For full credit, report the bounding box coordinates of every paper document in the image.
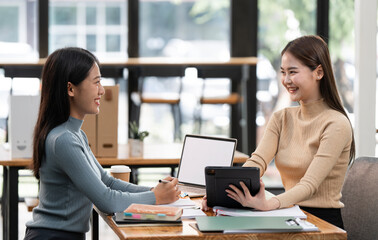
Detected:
[182,209,206,219]
[160,198,197,208]
[213,205,307,219]
[264,190,275,200]
[159,197,205,218]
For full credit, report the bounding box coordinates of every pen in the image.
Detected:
[159,179,171,184]
[159,179,184,185]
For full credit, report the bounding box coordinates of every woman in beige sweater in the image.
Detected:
[204,35,355,229]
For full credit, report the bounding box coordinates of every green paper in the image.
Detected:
[195,216,304,232]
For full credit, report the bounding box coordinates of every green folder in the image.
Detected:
[195,216,318,233]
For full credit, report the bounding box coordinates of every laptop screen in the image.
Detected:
[177,135,237,186]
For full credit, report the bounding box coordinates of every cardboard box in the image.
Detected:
[81,85,119,157]
[97,85,119,157]
[9,95,40,159]
[82,114,97,155]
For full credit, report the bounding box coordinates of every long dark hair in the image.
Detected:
[281,35,355,163]
[32,47,99,179]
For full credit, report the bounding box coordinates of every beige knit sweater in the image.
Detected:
[243,99,352,209]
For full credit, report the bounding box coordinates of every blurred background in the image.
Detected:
[0,0,377,238]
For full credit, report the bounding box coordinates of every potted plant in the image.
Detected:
[128,121,149,157]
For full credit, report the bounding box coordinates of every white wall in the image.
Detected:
[354,0,377,157]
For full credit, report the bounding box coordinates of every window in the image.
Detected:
[0,6,18,41]
[140,0,230,59]
[0,0,38,61]
[106,6,121,25]
[106,34,121,52]
[329,0,354,119]
[50,6,77,25]
[139,0,231,142]
[49,0,127,62]
[258,0,316,128]
[86,6,96,25]
[258,0,317,187]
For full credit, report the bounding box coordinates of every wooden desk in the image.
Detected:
[0,143,249,240]
[0,143,248,167]
[94,198,347,240]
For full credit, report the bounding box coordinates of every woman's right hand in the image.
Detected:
[225,179,279,211]
[152,176,180,204]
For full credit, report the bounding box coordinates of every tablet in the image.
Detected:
[205,166,260,208]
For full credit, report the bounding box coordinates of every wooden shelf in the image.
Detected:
[200,93,241,105]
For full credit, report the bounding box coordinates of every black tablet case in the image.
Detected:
[205,166,260,208]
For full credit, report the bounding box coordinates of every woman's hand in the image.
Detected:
[201,195,210,211]
[152,176,181,205]
[225,179,279,211]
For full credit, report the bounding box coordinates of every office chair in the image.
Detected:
[341,156,378,240]
[138,76,183,141]
[130,66,184,142]
[194,66,241,135]
[129,67,184,180]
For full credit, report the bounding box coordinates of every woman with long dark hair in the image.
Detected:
[25,47,180,239]
[203,35,354,229]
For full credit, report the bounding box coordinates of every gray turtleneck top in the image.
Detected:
[26,116,156,233]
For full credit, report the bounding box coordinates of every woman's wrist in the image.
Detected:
[266,197,280,210]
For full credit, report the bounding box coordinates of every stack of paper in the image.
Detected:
[160,198,197,208]
[181,208,206,219]
[213,205,307,219]
[161,198,206,219]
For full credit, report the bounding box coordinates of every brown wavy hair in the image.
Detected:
[32,47,99,179]
[281,35,355,163]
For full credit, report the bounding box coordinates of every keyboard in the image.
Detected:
[179,185,206,197]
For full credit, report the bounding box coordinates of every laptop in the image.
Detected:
[176,134,237,197]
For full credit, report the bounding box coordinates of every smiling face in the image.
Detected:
[280,52,323,103]
[68,63,105,120]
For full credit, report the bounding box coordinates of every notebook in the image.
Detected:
[176,134,237,197]
[113,212,182,226]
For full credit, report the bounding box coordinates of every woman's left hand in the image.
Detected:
[225,179,279,211]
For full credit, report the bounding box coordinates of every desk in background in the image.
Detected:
[93,197,347,240]
[0,57,258,154]
[0,143,249,240]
